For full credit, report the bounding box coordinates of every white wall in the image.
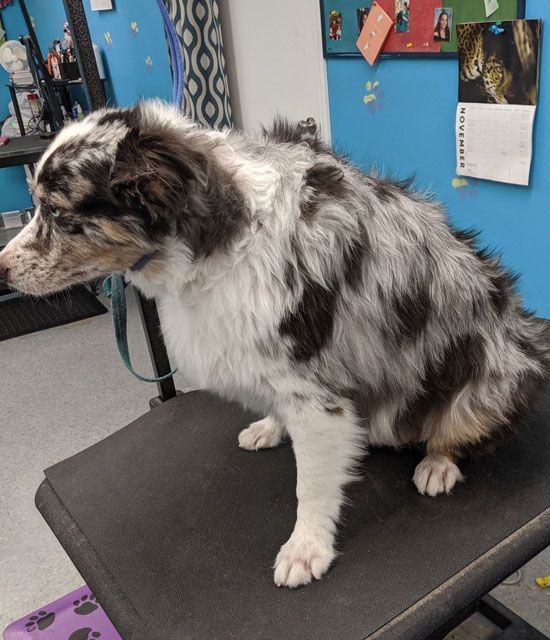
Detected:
[220,0,331,140]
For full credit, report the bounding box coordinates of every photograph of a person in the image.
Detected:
[357,6,372,35]
[395,0,410,33]
[457,20,541,105]
[434,8,452,42]
[328,10,342,41]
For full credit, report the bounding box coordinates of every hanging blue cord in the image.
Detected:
[103,0,185,383]
[156,0,185,106]
[103,274,178,383]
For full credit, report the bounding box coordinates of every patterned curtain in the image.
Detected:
[163,0,232,129]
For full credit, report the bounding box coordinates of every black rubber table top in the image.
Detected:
[37,384,550,640]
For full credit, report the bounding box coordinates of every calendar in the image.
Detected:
[456,103,536,186]
[455,20,541,186]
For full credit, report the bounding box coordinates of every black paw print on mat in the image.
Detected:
[68,629,101,640]
[25,611,55,632]
[73,594,99,615]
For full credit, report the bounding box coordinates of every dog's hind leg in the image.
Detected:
[273,396,365,587]
[411,385,496,497]
[413,451,464,497]
[238,415,287,451]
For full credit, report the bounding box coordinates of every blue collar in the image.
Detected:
[130,253,153,272]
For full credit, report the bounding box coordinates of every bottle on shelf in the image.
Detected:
[71,101,84,121]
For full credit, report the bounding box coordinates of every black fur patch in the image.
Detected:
[343,224,370,291]
[190,162,249,257]
[36,161,63,196]
[96,107,139,129]
[392,276,431,342]
[452,227,480,247]
[284,261,298,293]
[325,405,344,416]
[58,218,85,235]
[279,276,338,362]
[477,323,549,453]
[373,176,415,203]
[452,227,521,317]
[399,333,486,438]
[263,116,325,152]
[488,270,518,315]
[301,163,347,221]
[38,145,108,212]
[109,123,249,256]
[25,219,53,254]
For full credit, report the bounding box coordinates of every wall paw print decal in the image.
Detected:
[130,20,139,36]
[145,56,153,71]
[363,80,384,114]
[104,32,112,48]
[452,176,478,199]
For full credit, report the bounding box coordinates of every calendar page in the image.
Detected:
[456,103,535,186]
[455,19,541,186]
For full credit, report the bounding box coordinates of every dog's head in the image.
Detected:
[0,101,244,295]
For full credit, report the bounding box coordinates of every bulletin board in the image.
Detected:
[321,0,526,57]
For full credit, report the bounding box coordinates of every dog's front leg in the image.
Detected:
[273,397,364,588]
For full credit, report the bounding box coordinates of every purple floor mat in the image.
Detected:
[3,585,122,640]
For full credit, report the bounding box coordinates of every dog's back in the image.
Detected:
[258,117,549,454]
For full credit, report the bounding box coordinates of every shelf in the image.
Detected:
[0,134,52,168]
[8,78,84,90]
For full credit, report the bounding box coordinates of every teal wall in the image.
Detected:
[0,2,31,210]
[327,0,549,317]
[0,0,173,211]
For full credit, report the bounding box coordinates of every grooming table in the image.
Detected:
[36,379,550,640]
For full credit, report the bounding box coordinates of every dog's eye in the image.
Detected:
[51,209,61,218]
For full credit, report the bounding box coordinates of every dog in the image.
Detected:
[1,100,548,588]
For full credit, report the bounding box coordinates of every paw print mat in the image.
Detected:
[3,585,121,640]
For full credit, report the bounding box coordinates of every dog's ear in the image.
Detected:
[110,125,207,221]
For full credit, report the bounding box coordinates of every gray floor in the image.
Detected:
[0,290,549,636]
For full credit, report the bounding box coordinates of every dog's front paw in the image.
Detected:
[413,453,464,497]
[238,417,285,451]
[273,530,335,588]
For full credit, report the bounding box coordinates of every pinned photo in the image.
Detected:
[395,0,410,33]
[328,10,342,41]
[434,8,452,42]
[357,6,372,35]
[457,20,541,105]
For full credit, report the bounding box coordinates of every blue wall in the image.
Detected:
[327,0,549,317]
[83,1,172,107]
[0,2,31,210]
[0,0,172,211]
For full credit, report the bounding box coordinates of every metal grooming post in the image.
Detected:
[17,0,65,131]
[135,292,178,407]
[63,0,178,404]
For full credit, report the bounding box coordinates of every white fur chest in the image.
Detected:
[156,288,279,410]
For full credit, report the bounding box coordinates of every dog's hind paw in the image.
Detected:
[413,453,464,497]
[273,530,335,588]
[238,416,285,451]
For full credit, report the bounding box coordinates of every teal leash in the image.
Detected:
[103,273,178,383]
